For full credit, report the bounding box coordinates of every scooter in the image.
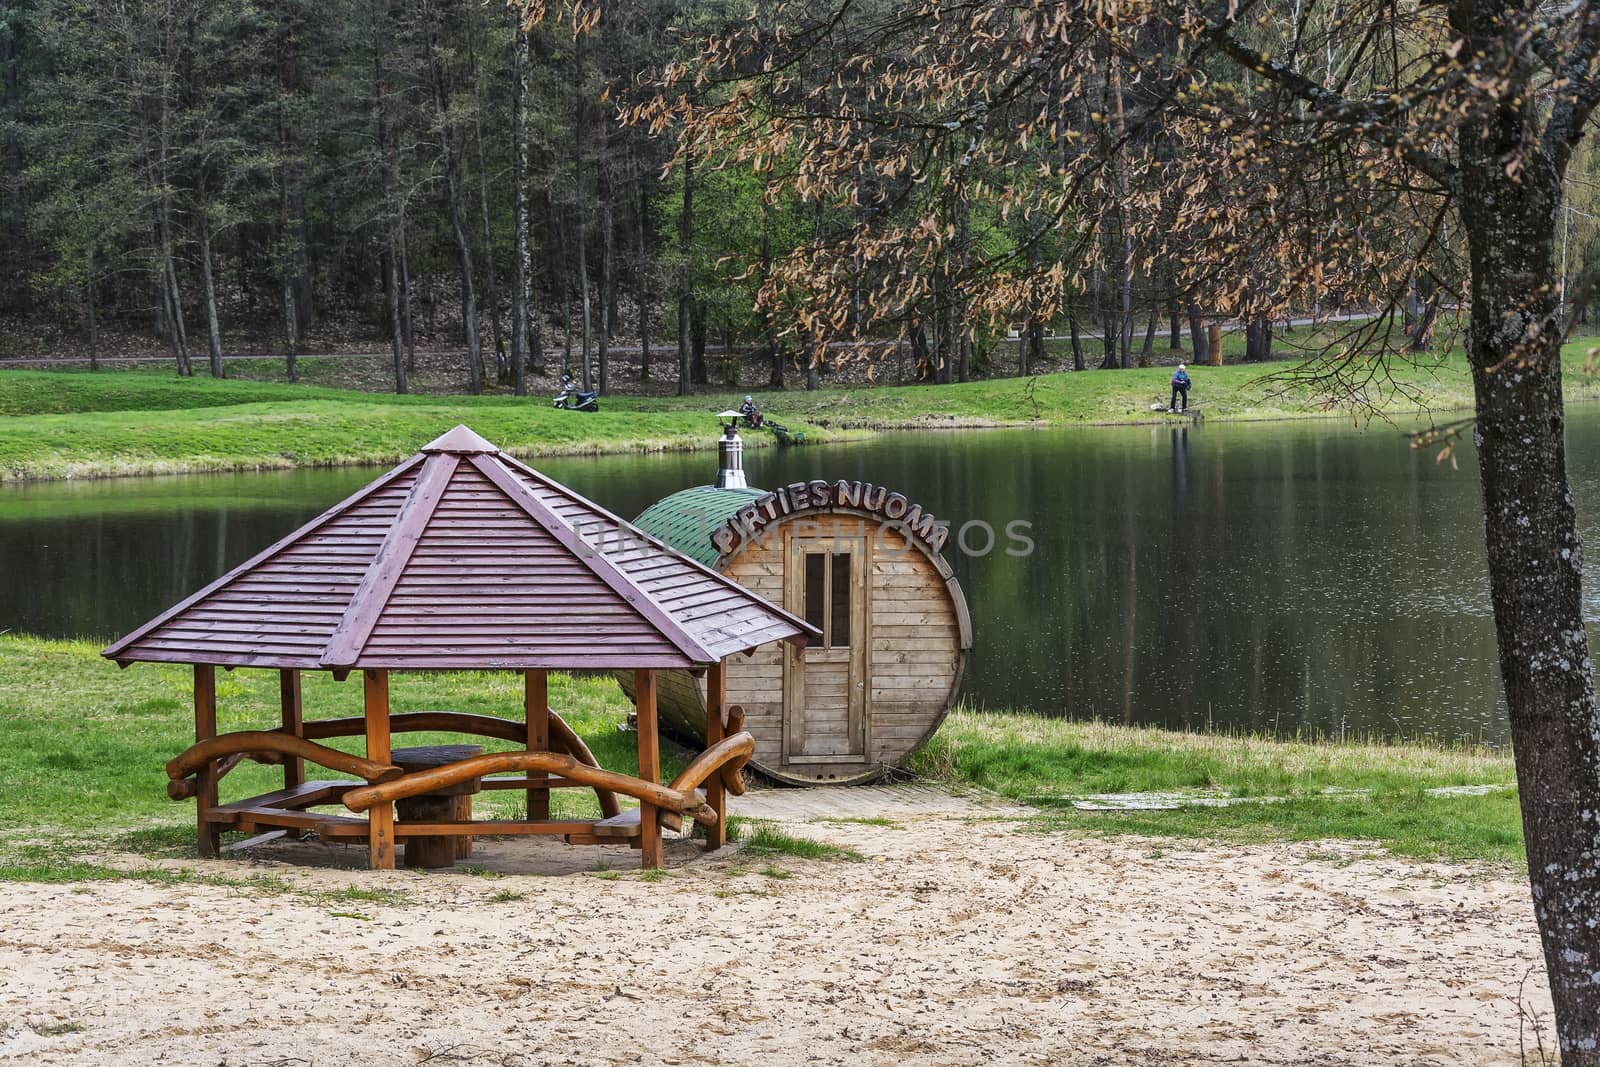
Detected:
[552,373,599,412]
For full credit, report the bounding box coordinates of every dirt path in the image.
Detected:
[0,788,1553,1066]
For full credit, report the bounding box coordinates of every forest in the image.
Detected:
[8,0,1597,397]
[0,0,951,396]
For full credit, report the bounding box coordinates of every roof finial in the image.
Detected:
[421,425,500,455]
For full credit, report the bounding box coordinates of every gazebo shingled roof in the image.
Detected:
[103,425,816,672]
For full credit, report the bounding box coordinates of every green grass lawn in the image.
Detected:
[0,382,834,482]
[593,330,1600,428]
[912,710,1524,864]
[0,637,1524,880]
[6,334,1600,481]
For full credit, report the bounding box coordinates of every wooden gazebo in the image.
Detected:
[103,425,817,870]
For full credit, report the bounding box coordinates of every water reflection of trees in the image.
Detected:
[1,425,1528,742]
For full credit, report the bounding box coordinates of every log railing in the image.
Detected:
[300,708,619,817]
[167,708,622,818]
[341,731,757,833]
[668,732,754,799]
[303,710,523,744]
[167,749,285,800]
[166,732,402,789]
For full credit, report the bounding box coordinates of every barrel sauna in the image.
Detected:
[621,426,972,785]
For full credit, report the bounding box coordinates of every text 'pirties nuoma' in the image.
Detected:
[712,480,947,555]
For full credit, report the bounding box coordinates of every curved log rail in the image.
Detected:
[167,749,285,800]
[300,708,619,819]
[545,711,620,818]
[342,732,757,832]
[668,732,755,800]
[303,711,523,744]
[167,732,402,788]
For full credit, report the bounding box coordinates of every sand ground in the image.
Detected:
[0,788,1556,1066]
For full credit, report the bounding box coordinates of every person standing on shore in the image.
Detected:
[1170,364,1191,413]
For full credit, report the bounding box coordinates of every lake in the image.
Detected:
[8,410,1600,744]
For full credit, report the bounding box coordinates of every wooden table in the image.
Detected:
[391,744,483,869]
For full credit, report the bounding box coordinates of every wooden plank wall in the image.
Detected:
[723,532,787,759]
[724,515,962,775]
[866,527,961,766]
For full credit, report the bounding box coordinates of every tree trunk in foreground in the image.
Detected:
[1461,122,1600,1063]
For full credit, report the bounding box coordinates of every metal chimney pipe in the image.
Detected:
[716,423,747,489]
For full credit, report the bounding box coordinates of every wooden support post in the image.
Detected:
[194,664,221,858]
[634,669,663,870]
[364,669,395,870]
[704,659,727,851]
[525,669,550,821]
[279,669,304,791]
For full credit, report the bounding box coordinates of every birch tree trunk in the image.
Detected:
[637,175,651,381]
[277,6,312,336]
[198,209,224,378]
[676,148,693,396]
[598,129,614,396]
[155,82,190,378]
[85,247,98,372]
[2,13,23,304]
[398,209,416,374]
[574,35,592,391]
[280,272,298,383]
[469,9,503,384]
[371,0,406,394]
[424,0,482,394]
[510,22,532,397]
[1111,54,1132,370]
[762,190,781,388]
[474,121,503,384]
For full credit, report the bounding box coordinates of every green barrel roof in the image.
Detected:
[636,485,766,567]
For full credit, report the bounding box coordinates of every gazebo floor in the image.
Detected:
[219,826,699,875]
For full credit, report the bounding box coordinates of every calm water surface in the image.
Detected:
[10,411,1600,743]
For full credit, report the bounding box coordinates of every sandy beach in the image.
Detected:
[0,791,1553,1066]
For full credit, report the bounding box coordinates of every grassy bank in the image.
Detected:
[912,709,1523,864]
[0,374,864,482]
[5,338,1600,481]
[0,637,1522,880]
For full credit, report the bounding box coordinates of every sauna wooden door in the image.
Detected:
[783,524,869,763]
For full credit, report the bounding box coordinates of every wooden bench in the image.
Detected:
[565,789,707,845]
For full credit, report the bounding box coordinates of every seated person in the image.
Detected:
[739,394,764,428]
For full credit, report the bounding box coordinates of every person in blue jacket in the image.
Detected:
[1170,364,1191,412]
